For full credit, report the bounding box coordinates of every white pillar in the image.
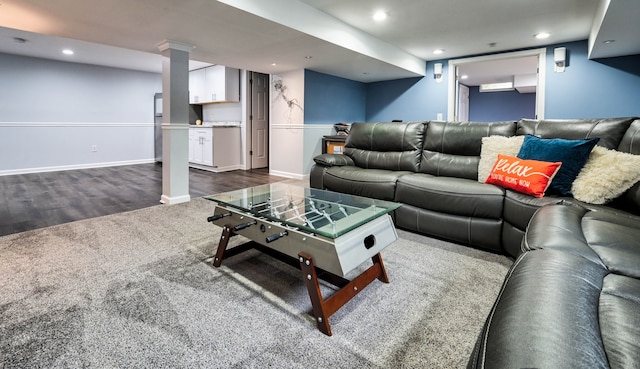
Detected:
[157,40,194,205]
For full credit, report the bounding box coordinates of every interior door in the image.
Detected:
[250,72,269,169]
[458,84,470,122]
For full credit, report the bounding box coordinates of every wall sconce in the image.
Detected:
[434,63,443,82]
[554,47,566,73]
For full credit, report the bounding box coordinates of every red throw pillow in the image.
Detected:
[485,154,562,197]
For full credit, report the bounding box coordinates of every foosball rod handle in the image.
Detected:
[207,212,231,222]
[266,230,288,243]
[233,220,257,231]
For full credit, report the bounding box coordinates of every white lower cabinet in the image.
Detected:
[189,128,213,166]
[188,126,241,171]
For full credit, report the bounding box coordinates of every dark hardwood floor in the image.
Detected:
[0,163,289,236]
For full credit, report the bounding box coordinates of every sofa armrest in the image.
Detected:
[313,154,355,167]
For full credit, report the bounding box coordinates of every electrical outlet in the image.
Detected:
[436,113,444,121]
[91,145,98,152]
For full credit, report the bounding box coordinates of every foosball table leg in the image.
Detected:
[298,251,390,336]
[213,224,234,267]
[299,252,333,336]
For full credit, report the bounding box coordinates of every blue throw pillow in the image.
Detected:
[516,134,600,196]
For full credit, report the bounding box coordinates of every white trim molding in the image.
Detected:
[160,194,191,205]
[447,48,547,121]
[0,159,155,177]
[0,122,154,127]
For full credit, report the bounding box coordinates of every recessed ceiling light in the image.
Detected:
[304,56,312,59]
[603,40,615,44]
[433,49,444,55]
[535,32,550,39]
[62,49,74,55]
[271,63,277,66]
[373,10,387,21]
[460,75,468,80]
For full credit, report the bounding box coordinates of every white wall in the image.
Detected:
[202,102,242,122]
[0,53,161,175]
[269,70,306,178]
[268,69,335,179]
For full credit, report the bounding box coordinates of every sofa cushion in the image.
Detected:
[468,249,610,369]
[396,173,505,219]
[502,190,564,231]
[313,153,355,167]
[523,204,640,264]
[517,117,635,149]
[618,119,640,154]
[517,135,599,196]
[344,121,426,172]
[323,166,410,201]
[485,154,561,198]
[616,119,640,213]
[395,204,503,252]
[419,121,516,180]
[472,204,640,368]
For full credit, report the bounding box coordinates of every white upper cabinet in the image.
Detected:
[188,68,207,104]
[189,65,240,104]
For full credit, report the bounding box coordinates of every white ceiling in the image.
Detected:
[0,0,637,83]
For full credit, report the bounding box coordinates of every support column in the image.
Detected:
[157,40,194,205]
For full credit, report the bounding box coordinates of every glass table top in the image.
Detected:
[204,183,399,239]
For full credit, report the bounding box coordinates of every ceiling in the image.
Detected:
[0,0,638,84]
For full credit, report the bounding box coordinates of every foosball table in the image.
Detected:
[204,183,400,335]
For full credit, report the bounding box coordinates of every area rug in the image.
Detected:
[0,198,512,368]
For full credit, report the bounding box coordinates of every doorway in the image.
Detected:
[447,48,546,121]
[249,71,269,169]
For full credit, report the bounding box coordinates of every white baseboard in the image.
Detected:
[160,194,191,205]
[268,169,309,180]
[188,163,243,173]
[0,159,156,177]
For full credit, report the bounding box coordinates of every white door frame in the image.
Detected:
[447,48,547,121]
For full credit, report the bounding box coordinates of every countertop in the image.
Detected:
[191,121,241,128]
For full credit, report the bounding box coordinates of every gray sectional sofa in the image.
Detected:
[310,118,640,257]
[310,118,640,368]
[468,203,640,368]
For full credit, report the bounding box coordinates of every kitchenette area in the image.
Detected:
[155,64,243,172]
[188,121,242,172]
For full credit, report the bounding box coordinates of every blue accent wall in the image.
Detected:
[468,86,536,121]
[303,69,366,124]
[362,40,640,121]
[366,60,446,122]
[545,41,640,118]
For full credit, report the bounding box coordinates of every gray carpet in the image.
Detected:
[0,198,512,368]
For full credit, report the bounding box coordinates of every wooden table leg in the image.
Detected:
[299,252,332,335]
[213,224,234,267]
[299,251,390,336]
[372,253,390,283]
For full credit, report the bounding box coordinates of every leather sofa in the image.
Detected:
[467,203,640,368]
[310,118,640,368]
[310,118,640,257]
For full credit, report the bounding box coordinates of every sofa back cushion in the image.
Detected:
[618,119,640,155]
[344,121,426,171]
[517,117,636,149]
[616,119,640,213]
[419,121,517,179]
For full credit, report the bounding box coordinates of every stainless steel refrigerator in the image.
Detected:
[154,93,163,162]
[154,93,202,162]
